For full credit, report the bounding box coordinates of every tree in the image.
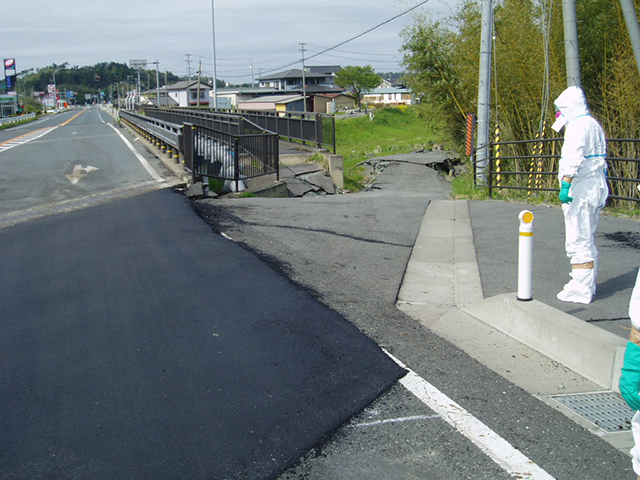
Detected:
[335,65,381,109]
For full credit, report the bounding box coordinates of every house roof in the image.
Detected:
[366,87,411,94]
[314,93,352,99]
[166,80,212,91]
[288,85,344,94]
[217,87,278,95]
[258,69,327,81]
[241,94,304,104]
[307,66,342,76]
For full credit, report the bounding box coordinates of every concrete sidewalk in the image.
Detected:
[397,199,638,454]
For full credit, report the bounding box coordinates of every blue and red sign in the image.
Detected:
[4,58,17,92]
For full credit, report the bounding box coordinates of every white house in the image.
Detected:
[166,80,212,107]
[362,87,413,107]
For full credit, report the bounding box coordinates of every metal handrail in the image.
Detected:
[483,137,640,205]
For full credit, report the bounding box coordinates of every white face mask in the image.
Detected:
[551,111,567,132]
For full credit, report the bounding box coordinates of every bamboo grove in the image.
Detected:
[401,0,640,206]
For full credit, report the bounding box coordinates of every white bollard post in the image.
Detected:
[517,210,534,301]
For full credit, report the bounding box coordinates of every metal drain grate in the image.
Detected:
[552,392,634,432]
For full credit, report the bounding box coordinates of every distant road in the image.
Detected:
[0,107,175,227]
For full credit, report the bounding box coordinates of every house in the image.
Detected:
[215,87,278,109]
[166,80,212,107]
[362,86,413,107]
[140,89,179,108]
[237,94,305,112]
[313,93,354,114]
[257,66,341,91]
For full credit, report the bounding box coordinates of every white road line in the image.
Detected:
[384,351,556,480]
[352,415,440,428]
[0,126,58,153]
[107,123,165,184]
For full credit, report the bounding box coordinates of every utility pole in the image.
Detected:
[150,60,160,107]
[211,0,218,110]
[562,0,581,87]
[620,0,640,79]
[197,59,202,107]
[300,43,307,112]
[475,0,493,185]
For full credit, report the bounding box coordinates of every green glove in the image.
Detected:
[559,181,573,204]
[620,341,640,411]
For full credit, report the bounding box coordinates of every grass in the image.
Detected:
[0,114,39,130]
[336,106,443,191]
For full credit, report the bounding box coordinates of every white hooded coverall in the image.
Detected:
[553,86,608,304]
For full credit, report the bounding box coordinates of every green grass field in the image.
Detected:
[335,106,442,191]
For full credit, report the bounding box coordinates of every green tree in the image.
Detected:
[334,65,381,109]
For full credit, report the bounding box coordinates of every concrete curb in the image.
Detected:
[397,199,627,393]
[463,293,627,392]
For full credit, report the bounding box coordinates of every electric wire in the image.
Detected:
[250,0,432,78]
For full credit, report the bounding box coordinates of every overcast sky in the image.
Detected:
[4,0,461,84]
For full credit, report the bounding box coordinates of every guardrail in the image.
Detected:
[119,110,279,191]
[183,123,279,192]
[482,136,640,206]
[147,106,336,153]
[230,109,336,153]
[119,110,183,162]
[144,107,265,136]
[0,113,36,126]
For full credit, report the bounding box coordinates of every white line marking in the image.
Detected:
[220,232,236,242]
[0,126,58,153]
[353,415,439,428]
[384,351,556,480]
[107,123,165,184]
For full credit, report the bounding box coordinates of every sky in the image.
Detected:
[3,0,461,84]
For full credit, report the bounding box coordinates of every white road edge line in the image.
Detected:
[352,414,440,428]
[107,123,165,184]
[0,126,58,153]
[384,350,556,480]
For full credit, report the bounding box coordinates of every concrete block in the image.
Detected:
[327,154,344,190]
[463,293,627,391]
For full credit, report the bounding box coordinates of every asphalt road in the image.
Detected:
[1,109,635,479]
[200,160,634,479]
[0,109,404,479]
[0,107,174,226]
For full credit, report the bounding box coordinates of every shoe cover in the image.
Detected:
[556,268,594,304]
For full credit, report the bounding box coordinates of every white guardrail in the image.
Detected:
[0,112,36,126]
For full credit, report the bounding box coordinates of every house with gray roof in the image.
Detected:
[257,66,341,91]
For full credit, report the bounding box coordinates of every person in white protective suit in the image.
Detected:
[620,268,640,479]
[551,86,608,304]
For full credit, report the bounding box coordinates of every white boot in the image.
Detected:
[557,268,595,304]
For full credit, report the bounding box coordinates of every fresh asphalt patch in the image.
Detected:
[0,188,405,479]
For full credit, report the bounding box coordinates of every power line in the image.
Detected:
[254,0,431,77]
[304,1,431,63]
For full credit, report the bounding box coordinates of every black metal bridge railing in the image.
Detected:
[183,123,279,193]
[119,110,279,192]
[147,106,336,154]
